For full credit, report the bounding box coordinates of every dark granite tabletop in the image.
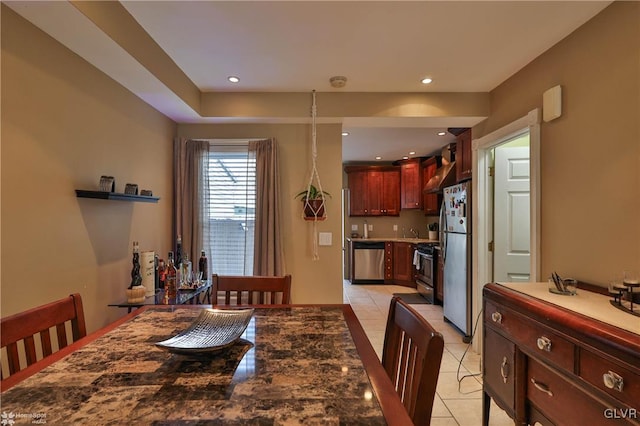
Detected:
[1,305,411,425]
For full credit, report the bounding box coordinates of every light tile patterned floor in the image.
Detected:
[343,281,513,426]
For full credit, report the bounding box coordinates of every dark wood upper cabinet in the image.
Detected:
[400,158,423,210]
[345,166,400,217]
[381,170,400,215]
[421,156,441,216]
[347,170,369,216]
[455,129,472,182]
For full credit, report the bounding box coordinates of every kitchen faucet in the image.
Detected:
[409,228,419,238]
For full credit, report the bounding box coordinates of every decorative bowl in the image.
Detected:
[155,308,254,354]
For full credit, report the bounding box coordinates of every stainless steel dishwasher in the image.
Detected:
[352,241,385,283]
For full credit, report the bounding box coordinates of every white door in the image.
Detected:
[494,142,530,282]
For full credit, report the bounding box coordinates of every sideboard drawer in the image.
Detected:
[527,357,634,425]
[484,327,517,416]
[485,300,574,372]
[580,349,640,411]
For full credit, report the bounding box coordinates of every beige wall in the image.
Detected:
[475,1,640,286]
[177,123,344,304]
[1,6,175,332]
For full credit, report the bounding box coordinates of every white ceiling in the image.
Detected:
[6,1,610,162]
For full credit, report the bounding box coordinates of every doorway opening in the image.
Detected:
[492,134,531,282]
[472,109,541,352]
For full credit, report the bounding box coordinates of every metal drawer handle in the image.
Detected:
[603,371,624,392]
[500,356,509,383]
[531,378,554,397]
[537,336,552,352]
[491,312,502,324]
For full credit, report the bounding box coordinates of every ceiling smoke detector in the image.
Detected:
[329,76,347,88]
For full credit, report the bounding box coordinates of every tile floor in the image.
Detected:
[343,281,513,426]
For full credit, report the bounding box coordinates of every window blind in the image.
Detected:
[203,143,256,276]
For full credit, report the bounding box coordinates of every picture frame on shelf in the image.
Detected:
[140,189,153,197]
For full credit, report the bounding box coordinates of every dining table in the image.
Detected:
[0,304,413,425]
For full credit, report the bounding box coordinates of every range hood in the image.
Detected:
[423,160,457,194]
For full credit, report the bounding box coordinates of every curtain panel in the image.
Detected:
[250,138,285,276]
[173,138,209,265]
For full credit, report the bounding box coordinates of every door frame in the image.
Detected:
[471,109,541,351]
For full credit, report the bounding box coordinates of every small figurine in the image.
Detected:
[129,241,142,289]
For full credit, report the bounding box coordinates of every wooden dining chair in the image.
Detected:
[1,293,87,381]
[211,274,292,306]
[382,296,444,426]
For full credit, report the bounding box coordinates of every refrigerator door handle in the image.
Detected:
[439,198,447,262]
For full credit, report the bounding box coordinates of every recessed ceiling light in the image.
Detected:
[228,76,240,83]
[342,132,349,136]
[421,77,433,84]
[409,151,416,155]
[375,156,382,160]
[437,131,446,136]
[403,156,409,160]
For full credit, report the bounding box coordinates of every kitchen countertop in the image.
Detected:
[347,237,439,244]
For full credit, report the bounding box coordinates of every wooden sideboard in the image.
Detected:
[483,283,640,426]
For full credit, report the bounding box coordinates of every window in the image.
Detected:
[203,143,256,275]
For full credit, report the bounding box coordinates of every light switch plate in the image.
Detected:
[319,232,332,246]
[351,224,358,231]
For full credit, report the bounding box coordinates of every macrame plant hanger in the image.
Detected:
[302,90,327,260]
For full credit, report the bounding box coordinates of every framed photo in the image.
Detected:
[124,183,139,195]
[99,176,115,192]
[140,189,153,196]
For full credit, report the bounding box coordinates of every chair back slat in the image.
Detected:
[6,344,20,375]
[382,296,444,426]
[41,329,53,357]
[23,336,38,366]
[1,293,86,381]
[212,274,292,306]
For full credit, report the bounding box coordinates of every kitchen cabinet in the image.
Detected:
[384,242,394,282]
[392,242,416,287]
[421,156,441,215]
[345,166,400,216]
[399,158,423,210]
[346,170,368,216]
[455,129,472,182]
[483,283,640,426]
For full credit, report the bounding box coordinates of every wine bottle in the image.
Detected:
[198,250,208,282]
[175,235,183,267]
[165,251,177,298]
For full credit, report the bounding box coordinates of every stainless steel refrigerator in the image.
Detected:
[439,181,472,343]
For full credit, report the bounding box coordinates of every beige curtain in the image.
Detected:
[250,138,285,275]
[173,137,209,264]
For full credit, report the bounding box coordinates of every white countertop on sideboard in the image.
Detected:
[496,282,639,336]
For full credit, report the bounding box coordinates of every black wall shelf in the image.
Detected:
[75,190,159,203]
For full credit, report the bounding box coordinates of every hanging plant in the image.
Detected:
[295,185,331,219]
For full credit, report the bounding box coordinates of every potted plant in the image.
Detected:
[428,222,439,240]
[295,185,331,219]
